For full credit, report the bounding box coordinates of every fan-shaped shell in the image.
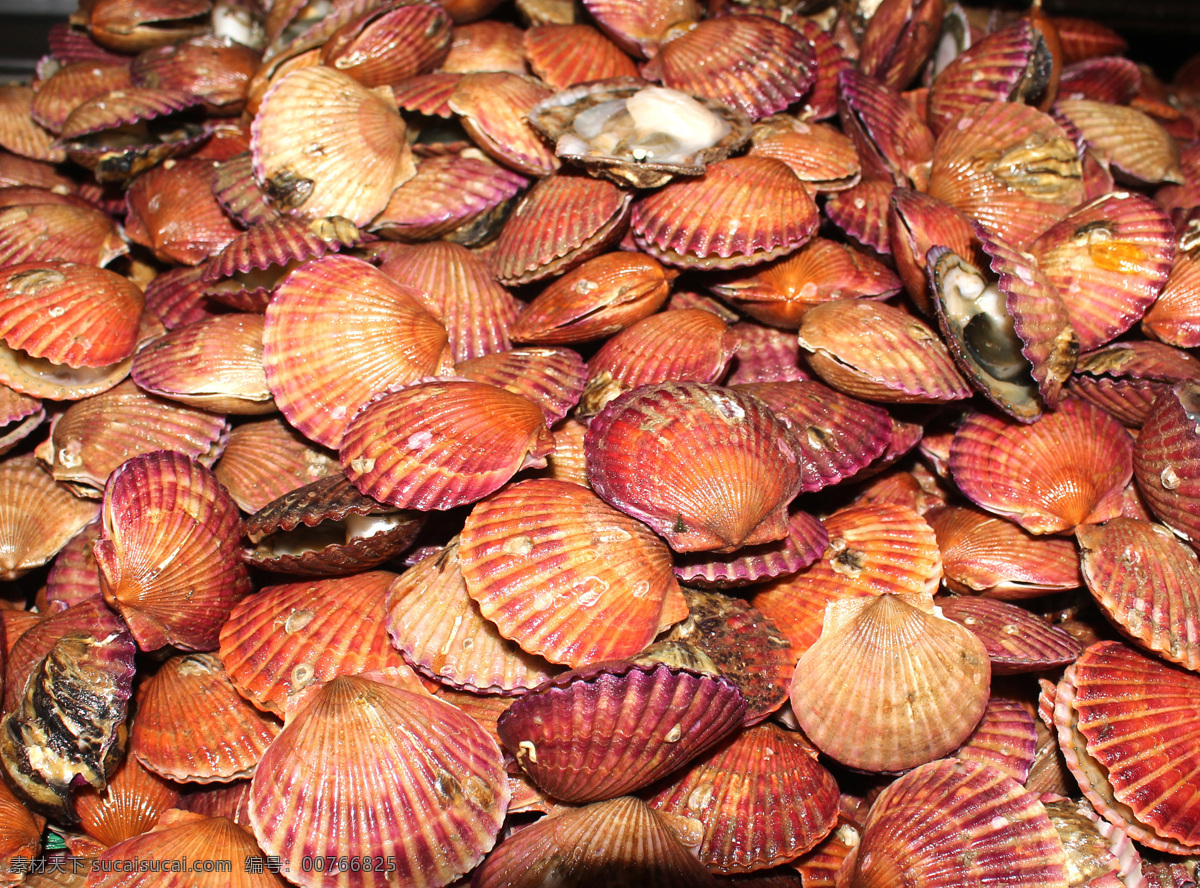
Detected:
[497,660,745,803]
[94,451,250,652]
[123,158,240,266]
[74,753,179,849]
[954,696,1038,783]
[458,478,687,667]
[1133,382,1200,545]
[455,348,586,426]
[524,24,638,88]
[585,382,803,553]
[249,674,509,887]
[213,418,339,515]
[449,73,558,177]
[0,454,97,581]
[938,595,1082,674]
[1055,98,1183,185]
[1143,253,1200,348]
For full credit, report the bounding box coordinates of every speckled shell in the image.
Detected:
[94,450,251,652]
[131,652,280,783]
[1132,382,1200,546]
[497,660,745,802]
[1077,517,1200,672]
[646,721,839,873]
[249,675,509,888]
[262,254,451,449]
[586,382,803,553]
[630,156,818,270]
[252,67,414,225]
[340,379,553,510]
[218,571,408,717]
[849,759,1068,887]
[652,16,816,121]
[458,478,687,667]
[938,595,1082,674]
[790,593,990,772]
[949,400,1133,534]
[385,539,559,694]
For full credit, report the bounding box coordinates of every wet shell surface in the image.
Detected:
[458,478,687,667]
[937,595,1082,674]
[248,675,509,888]
[496,660,745,803]
[340,379,553,511]
[949,399,1133,534]
[585,382,803,553]
[1133,381,1200,546]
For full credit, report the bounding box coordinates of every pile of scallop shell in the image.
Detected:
[0,0,1197,884]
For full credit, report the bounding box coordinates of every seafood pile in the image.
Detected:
[0,0,1196,885]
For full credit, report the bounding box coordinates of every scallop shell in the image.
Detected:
[1058,56,1142,104]
[458,478,687,667]
[652,16,816,121]
[262,254,450,449]
[44,520,103,610]
[251,66,415,225]
[646,721,839,874]
[473,795,715,887]
[340,379,553,510]
[390,72,461,117]
[0,201,127,269]
[441,19,525,74]
[888,187,977,316]
[31,61,131,134]
[213,418,338,515]
[319,2,451,89]
[0,85,64,163]
[123,158,240,266]
[1055,17,1126,63]
[130,34,260,113]
[581,0,700,58]
[249,675,509,887]
[790,593,991,772]
[585,382,803,553]
[73,752,179,849]
[1143,253,1200,348]
[524,24,638,89]
[94,450,251,652]
[750,503,944,656]
[937,595,1082,674]
[218,571,408,717]
[794,18,851,120]
[1077,517,1200,672]
[448,72,558,176]
[455,348,586,425]
[837,68,934,187]
[849,759,1068,887]
[725,320,809,385]
[142,265,221,331]
[954,696,1038,783]
[856,0,944,92]
[949,400,1133,534]
[497,660,745,802]
[0,455,97,581]
[385,539,559,694]
[1029,191,1175,352]
[1069,341,1199,428]
[747,123,861,193]
[672,509,828,592]
[630,156,817,270]
[823,178,895,255]
[1055,98,1183,185]
[1133,382,1200,545]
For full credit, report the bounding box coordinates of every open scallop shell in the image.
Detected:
[94,450,251,652]
[585,382,803,553]
[949,400,1133,534]
[249,674,509,888]
[646,721,839,874]
[790,593,990,772]
[497,660,745,802]
[458,478,687,667]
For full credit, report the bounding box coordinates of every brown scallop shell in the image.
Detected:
[386,539,559,695]
[949,400,1133,534]
[0,85,64,163]
[630,156,818,270]
[790,593,990,772]
[585,382,803,553]
[449,72,559,177]
[340,379,552,510]
[474,795,716,887]
[1134,382,1200,546]
[218,571,409,717]
[123,158,240,267]
[490,170,632,286]
[709,238,900,330]
[497,660,745,802]
[926,504,1082,598]
[1055,98,1183,186]
[366,240,522,363]
[646,721,839,873]
[750,503,944,656]
[1077,517,1200,672]
[510,252,672,346]
[524,24,638,89]
[1029,191,1175,352]
[797,299,972,404]
[37,381,229,497]
[249,675,508,888]
[1056,641,1200,853]
[927,101,1083,250]
[849,759,1068,887]
[262,254,451,449]
[94,450,251,652]
[458,478,687,667]
[0,262,142,369]
[0,455,97,581]
[31,62,131,134]
[1143,253,1200,348]
[74,753,179,848]
[937,595,1082,674]
[651,16,815,121]
[251,67,415,225]
[242,473,422,577]
[320,2,452,89]
[131,653,281,783]
[954,696,1038,783]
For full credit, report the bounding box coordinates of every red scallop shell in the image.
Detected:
[455,347,586,425]
[524,24,638,89]
[449,72,558,177]
[937,595,1082,674]
[74,753,180,848]
[725,320,809,385]
[124,158,240,267]
[838,68,934,187]
[954,696,1038,783]
[1143,253,1200,348]
[823,178,896,256]
[497,660,745,802]
[1133,382,1200,546]
[673,508,828,591]
[1069,341,1200,428]
[747,122,862,194]
[212,418,339,514]
[585,381,804,553]
[31,61,132,133]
